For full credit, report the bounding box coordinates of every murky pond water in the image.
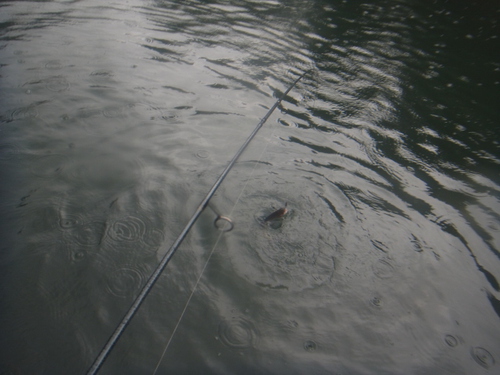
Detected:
[1,0,499,374]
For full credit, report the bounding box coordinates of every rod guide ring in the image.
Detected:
[214,216,234,232]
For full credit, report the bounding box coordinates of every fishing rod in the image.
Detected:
[86,69,309,375]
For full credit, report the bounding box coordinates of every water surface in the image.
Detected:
[1,0,499,374]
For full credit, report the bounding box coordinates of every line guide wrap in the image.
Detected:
[86,70,309,375]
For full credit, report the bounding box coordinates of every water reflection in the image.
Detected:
[0,0,498,374]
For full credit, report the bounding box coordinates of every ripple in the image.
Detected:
[410,233,426,253]
[104,215,163,257]
[254,239,335,291]
[57,198,96,231]
[470,347,495,369]
[63,229,102,264]
[108,216,146,242]
[370,296,382,307]
[106,267,144,298]
[227,184,340,291]
[372,259,395,279]
[444,334,458,347]
[68,248,88,262]
[75,106,102,120]
[45,76,70,92]
[304,340,317,352]
[67,221,105,247]
[102,105,129,118]
[11,106,38,120]
[218,318,257,349]
[143,227,165,248]
[44,61,62,70]
[196,149,209,159]
[58,213,82,229]
[90,69,113,77]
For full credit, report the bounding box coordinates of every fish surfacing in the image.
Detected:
[264,203,288,222]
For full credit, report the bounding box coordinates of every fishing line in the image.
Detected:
[151,93,285,374]
[85,69,309,375]
[151,224,226,375]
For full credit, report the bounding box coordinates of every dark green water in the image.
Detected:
[1,0,499,374]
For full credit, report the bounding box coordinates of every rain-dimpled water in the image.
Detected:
[0,1,499,374]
